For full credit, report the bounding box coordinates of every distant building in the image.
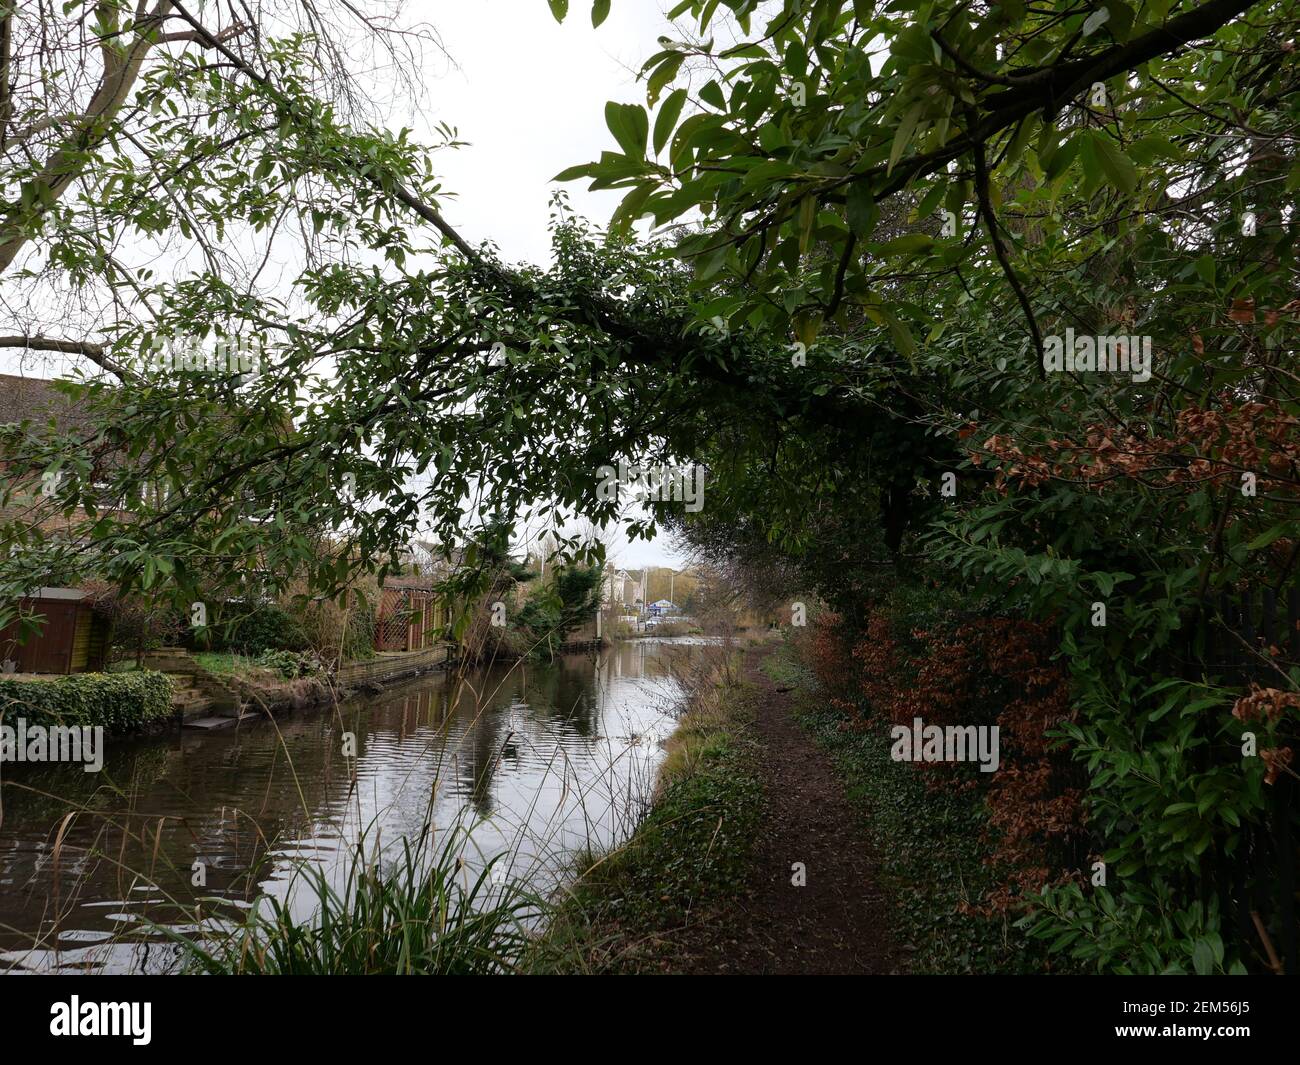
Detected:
[602,568,637,609]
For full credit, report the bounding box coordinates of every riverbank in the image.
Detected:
[540,642,763,973]
[5,636,622,737]
[543,638,907,974]
[133,645,462,728]
[542,635,1064,974]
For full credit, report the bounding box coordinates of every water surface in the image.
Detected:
[0,638,705,972]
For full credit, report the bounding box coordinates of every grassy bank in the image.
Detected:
[763,639,1055,975]
[539,648,763,973]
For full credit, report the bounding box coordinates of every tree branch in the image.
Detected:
[0,335,135,379]
[969,121,1045,380]
[0,1,175,276]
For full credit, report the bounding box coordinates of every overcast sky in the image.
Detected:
[420,0,677,267]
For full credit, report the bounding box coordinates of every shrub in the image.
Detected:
[512,565,604,658]
[0,671,174,732]
[198,604,310,655]
[254,649,323,679]
[83,583,185,657]
[800,586,1085,918]
[340,601,376,661]
[290,582,379,663]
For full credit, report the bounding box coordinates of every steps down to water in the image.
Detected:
[184,710,259,730]
[139,648,244,726]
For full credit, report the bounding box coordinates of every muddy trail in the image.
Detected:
[673,644,902,975]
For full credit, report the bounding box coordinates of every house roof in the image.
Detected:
[0,373,97,433]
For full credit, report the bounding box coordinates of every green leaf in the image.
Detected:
[1042,134,1080,182]
[876,233,934,256]
[1086,131,1137,195]
[610,181,654,232]
[1245,524,1287,550]
[887,103,923,176]
[605,101,649,159]
[653,89,688,156]
[797,193,817,256]
[757,121,787,153]
[548,0,569,21]
[846,183,877,237]
[794,311,822,347]
[699,80,726,110]
[591,0,610,27]
[883,311,917,362]
[552,162,597,182]
[1286,160,1300,192]
[647,53,684,105]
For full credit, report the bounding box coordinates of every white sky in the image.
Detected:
[418,0,676,267]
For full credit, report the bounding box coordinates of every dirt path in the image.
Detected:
[674,643,902,974]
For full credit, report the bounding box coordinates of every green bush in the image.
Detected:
[254,649,322,679]
[513,565,604,658]
[0,671,174,732]
[197,604,310,654]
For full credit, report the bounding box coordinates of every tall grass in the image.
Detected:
[537,642,764,972]
[164,824,543,975]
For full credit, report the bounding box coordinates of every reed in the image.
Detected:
[163,823,544,975]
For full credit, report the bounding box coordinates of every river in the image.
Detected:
[0,637,709,973]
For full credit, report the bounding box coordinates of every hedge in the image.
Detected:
[0,671,175,732]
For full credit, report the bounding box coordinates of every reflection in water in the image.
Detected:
[0,638,705,973]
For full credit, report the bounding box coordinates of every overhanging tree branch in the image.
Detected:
[0,335,135,379]
[968,125,1045,380]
